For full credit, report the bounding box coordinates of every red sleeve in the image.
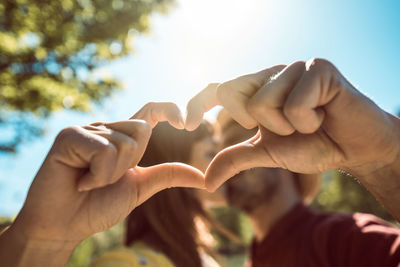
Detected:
[312,213,400,267]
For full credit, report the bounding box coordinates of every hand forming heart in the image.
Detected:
[185,57,400,222]
[9,102,205,250]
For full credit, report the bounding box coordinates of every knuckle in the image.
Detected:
[292,60,306,67]
[56,125,81,142]
[144,102,157,109]
[216,81,233,101]
[134,120,152,136]
[206,82,220,91]
[306,58,335,73]
[122,138,138,153]
[100,142,118,158]
[96,142,118,164]
[165,101,177,107]
[283,101,305,119]
[247,98,265,117]
[276,64,287,69]
[311,57,331,66]
[283,61,306,76]
[165,102,179,111]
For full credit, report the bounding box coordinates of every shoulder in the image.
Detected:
[90,243,175,267]
[314,211,399,237]
[311,211,400,266]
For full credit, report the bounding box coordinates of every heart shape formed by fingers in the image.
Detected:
[130,99,329,198]
[123,102,221,200]
[133,119,216,186]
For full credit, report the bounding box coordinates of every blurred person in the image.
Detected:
[90,120,227,267]
[218,110,400,267]
[0,102,208,267]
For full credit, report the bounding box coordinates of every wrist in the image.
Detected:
[350,153,400,191]
[346,114,400,220]
[0,222,79,267]
[349,154,400,221]
[347,113,400,182]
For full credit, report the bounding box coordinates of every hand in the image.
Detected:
[186,59,400,214]
[5,103,204,260]
[185,68,285,131]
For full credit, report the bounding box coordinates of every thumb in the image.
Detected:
[130,163,205,206]
[205,140,277,192]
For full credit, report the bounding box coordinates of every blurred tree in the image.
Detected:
[211,207,251,255]
[312,170,394,222]
[0,0,174,153]
[68,221,124,267]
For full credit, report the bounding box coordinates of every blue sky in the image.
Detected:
[1,0,399,216]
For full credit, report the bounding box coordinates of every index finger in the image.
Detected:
[185,83,220,131]
[102,120,152,168]
[217,66,286,129]
[131,102,185,129]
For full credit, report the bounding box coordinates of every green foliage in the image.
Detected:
[312,170,394,222]
[68,221,124,267]
[211,206,252,255]
[0,0,174,152]
[66,218,248,267]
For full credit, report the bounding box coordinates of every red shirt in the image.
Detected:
[249,203,400,267]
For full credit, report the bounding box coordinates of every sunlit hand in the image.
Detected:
[186,58,400,218]
[6,102,204,261]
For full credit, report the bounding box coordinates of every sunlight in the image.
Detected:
[138,0,282,110]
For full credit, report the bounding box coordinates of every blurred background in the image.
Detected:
[0,0,399,266]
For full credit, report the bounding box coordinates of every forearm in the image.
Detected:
[0,223,77,267]
[352,159,400,221]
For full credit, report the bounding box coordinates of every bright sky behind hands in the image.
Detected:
[1,0,399,216]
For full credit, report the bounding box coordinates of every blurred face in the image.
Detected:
[221,122,282,213]
[190,136,217,173]
[226,168,284,213]
[190,135,227,207]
